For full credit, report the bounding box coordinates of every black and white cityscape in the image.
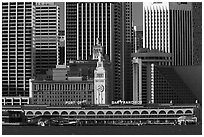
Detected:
[2,2,202,135]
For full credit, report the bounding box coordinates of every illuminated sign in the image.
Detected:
[111,100,142,105]
[65,100,87,105]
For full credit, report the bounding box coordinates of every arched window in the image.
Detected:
[132,111,140,115]
[78,111,86,115]
[52,111,59,115]
[159,110,166,114]
[35,111,42,116]
[106,111,113,115]
[61,111,68,116]
[44,111,51,115]
[87,111,95,115]
[123,111,131,115]
[150,110,157,114]
[114,111,122,115]
[176,110,183,114]
[141,111,148,114]
[70,111,77,115]
[185,110,192,114]
[26,111,33,116]
[97,111,104,115]
[167,110,175,114]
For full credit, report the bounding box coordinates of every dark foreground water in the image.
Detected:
[2,125,202,135]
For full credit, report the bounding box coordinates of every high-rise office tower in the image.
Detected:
[143,2,193,66]
[33,2,60,77]
[192,2,202,65]
[66,2,112,61]
[121,2,133,101]
[2,2,33,96]
[66,2,132,101]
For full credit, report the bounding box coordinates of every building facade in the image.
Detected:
[143,2,193,66]
[29,80,94,106]
[33,2,60,76]
[2,2,34,96]
[66,2,133,101]
[132,49,197,104]
[66,2,112,61]
[121,2,134,101]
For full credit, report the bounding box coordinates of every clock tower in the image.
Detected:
[94,41,107,104]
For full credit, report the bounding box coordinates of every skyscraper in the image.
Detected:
[66,2,133,101]
[143,2,193,66]
[2,2,33,96]
[121,2,133,101]
[66,2,112,61]
[33,2,60,77]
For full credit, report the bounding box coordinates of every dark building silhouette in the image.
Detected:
[132,49,197,104]
[121,2,134,101]
[154,66,197,104]
[192,2,202,65]
[58,30,65,65]
[33,2,60,77]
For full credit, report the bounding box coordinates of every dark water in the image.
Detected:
[2,125,202,135]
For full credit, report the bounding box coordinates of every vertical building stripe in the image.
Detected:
[16,3,18,92]
[102,3,103,47]
[85,3,87,60]
[110,3,112,61]
[106,3,108,54]
[94,3,95,45]
[81,3,83,60]
[89,3,91,55]
[77,3,79,60]
[98,3,99,38]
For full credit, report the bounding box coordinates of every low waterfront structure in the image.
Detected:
[2,103,200,125]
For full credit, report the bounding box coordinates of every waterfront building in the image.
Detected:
[143,2,193,66]
[2,103,200,125]
[132,49,197,104]
[29,79,94,106]
[33,2,60,77]
[2,2,34,97]
[93,41,109,104]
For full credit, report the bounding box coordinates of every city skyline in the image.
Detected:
[1,2,202,103]
[1,2,202,134]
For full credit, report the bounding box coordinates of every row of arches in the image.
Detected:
[26,110,193,116]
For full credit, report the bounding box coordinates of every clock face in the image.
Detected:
[97,85,104,92]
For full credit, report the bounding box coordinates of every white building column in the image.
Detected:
[132,58,142,104]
